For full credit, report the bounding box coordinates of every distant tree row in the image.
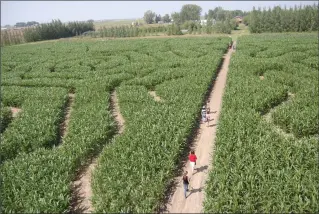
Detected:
[143,5,240,34]
[23,19,94,42]
[97,24,182,38]
[204,7,248,21]
[143,11,171,24]
[248,4,318,33]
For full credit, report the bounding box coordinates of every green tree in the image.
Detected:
[180,4,202,22]
[144,10,156,24]
[155,14,162,23]
[207,9,214,20]
[162,14,171,23]
[171,12,182,25]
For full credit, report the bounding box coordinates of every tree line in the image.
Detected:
[143,4,241,34]
[204,7,248,21]
[23,19,94,42]
[248,4,318,33]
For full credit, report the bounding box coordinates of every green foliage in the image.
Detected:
[207,7,248,21]
[171,12,182,25]
[0,86,68,163]
[0,107,13,133]
[144,10,156,24]
[249,4,318,33]
[97,25,181,38]
[92,38,230,212]
[162,14,171,23]
[23,19,94,42]
[1,83,116,212]
[0,37,231,212]
[212,19,236,34]
[204,33,318,213]
[180,4,202,22]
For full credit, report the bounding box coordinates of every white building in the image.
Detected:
[200,19,217,26]
[200,20,207,26]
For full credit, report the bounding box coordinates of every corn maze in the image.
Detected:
[204,33,318,212]
[0,37,230,212]
[1,33,317,213]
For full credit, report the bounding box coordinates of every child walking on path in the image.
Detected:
[206,114,211,127]
[182,171,190,198]
[189,150,197,174]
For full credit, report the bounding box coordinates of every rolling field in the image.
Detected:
[0,33,317,213]
[0,37,230,212]
[204,33,318,212]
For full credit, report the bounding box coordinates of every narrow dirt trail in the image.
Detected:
[60,93,75,141]
[71,90,125,213]
[263,92,295,139]
[165,45,234,213]
[149,91,163,102]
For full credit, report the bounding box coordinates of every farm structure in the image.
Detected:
[234,16,243,23]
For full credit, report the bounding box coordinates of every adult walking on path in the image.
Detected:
[206,114,211,127]
[165,43,234,213]
[182,171,190,198]
[189,151,197,174]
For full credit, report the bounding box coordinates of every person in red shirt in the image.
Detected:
[189,150,197,174]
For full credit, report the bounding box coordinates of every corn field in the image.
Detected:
[0,37,229,212]
[0,33,317,213]
[204,33,318,212]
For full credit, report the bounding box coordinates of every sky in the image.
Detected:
[1,1,317,26]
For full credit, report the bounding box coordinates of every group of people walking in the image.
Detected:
[182,150,198,198]
[201,100,212,127]
[182,99,213,198]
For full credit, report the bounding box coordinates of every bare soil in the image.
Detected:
[71,90,125,213]
[149,91,163,102]
[10,107,22,117]
[164,45,234,213]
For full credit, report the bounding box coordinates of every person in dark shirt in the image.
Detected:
[182,171,190,198]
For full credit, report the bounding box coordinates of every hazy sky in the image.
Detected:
[1,1,317,26]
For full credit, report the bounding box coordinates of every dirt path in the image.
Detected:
[60,93,75,141]
[71,90,125,213]
[149,91,163,102]
[165,45,234,213]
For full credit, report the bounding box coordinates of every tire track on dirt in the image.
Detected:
[71,90,125,213]
[163,43,235,213]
